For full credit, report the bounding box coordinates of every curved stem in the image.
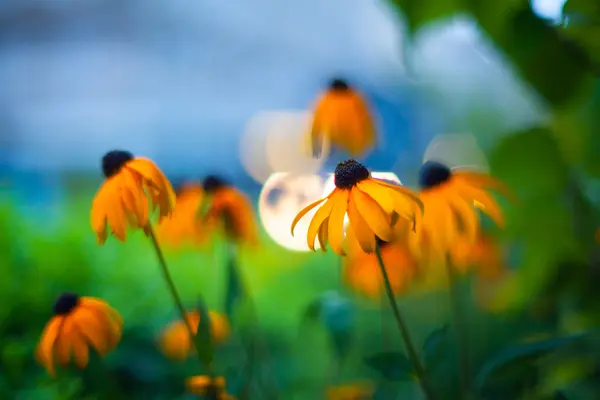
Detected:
[146,225,214,375]
[375,242,436,400]
[446,259,472,399]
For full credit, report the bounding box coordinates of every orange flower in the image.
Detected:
[327,382,374,400]
[309,78,375,158]
[36,293,123,377]
[595,228,600,244]
[202,175,259,246]
[409,161,511,264]
[449,234,505,279]
[90,150,176,244]
[344,229,416,298]
[186,375,236,399]
[159,310,230,361]
[155,183,206,248]
[291,160,423,255]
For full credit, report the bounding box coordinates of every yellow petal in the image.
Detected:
[291,195,329,236]
[327,190,350,255]
[35,316,63,377]
[317,218,329,252]
[306,198,334,251]
[346,193,376,253]
[351,187,392,242]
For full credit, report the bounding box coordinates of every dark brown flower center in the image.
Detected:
[102,150,134,178]
[329,78,350,92]
[419,161,452,189]
[375,237,390,249]
[202,175,227,193]
[334,159,370,189]
[53,292,79,315]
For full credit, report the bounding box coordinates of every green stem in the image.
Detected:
[446,259,472,399]
[375,242,436,400]
[146,225,214,375]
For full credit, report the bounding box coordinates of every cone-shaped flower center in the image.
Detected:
[102,150,134,178]
[202,175,226,193]
[53,292,79,315]
[334,159,369,189]
[329,78,349,92]
[419,161,451,189]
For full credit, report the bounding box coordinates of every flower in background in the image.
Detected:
[408,161,511,263]
[186,376,236,399]
[201,175,259,247]
[155,183,206,248]
[450,234,505,279]
[159,310,230,361]
[326,382,374,400]
[309,78,375,158]
[343,228,416,298]
[36,293,123,377]
[595,228,600,244]
[291,159,423,255]
[90,150,176,244]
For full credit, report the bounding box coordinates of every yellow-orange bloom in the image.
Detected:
[155,183,206,248]
[159,310,230,361]
[408,161,511,262]
[202,175,259,247]
[309,78,375,158]
[90,150,176,244]
[450,234,505,279]
[344,228,416,298]
[327,382,374,400]
[291,159,423,255]
[186,376,236,399]
[35,293,123,377]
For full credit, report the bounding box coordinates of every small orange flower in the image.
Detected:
[291,159,423,255]
[186,375,236,399]
[90,150,176,244]
[159,310,230,361]
[202,175,259,247]
[344,230,416,298]
[327,382,374,400]
[409,161,511,263]
[36,293,123,377]
[449,234,504,279]
[155,183,206,248]
[309,78,375,158]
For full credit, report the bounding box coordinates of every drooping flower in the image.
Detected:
[291,159,423,255]
[90,150,176,244]
[408,161,511,263]
[201,175,259,247]
[309,78,375,158]
[185,375,236,399]
[155,183,206,248]
[159,310,230,361]
[36,293,123,377]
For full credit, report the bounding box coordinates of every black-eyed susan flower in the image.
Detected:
[35,293,123,377]
[90,150,176,244]
[309,78,375,158]
[450,234,505,279]
[155,183,206,248]
[326,382,374,400]
[186,376,236,399]
[291,159,423,255]
[159,310,230,361]
[201,175,259,247]
[408,161,511,263]
[344,230,416,299]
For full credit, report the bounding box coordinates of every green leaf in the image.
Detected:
[387,0,465,33]
[224,246,244,320]
[364,351,414,381]
[474,332,591,393]
[422,325,449,366]
[301,299,323,322]
[193,297,214,366]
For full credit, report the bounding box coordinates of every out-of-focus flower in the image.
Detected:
[408,161,511,263]
[291,159,423,255]
[201,175,259,247]
[155,183,206,248]
[90,150,176,244]
[326,382,374,400]
[344,228,416,298]
[450,234,504,279]
[595,228,600,244]
[36,293,123,377]
[159,310,230,361]
[186,375,236,399]
[309,78,375,158]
